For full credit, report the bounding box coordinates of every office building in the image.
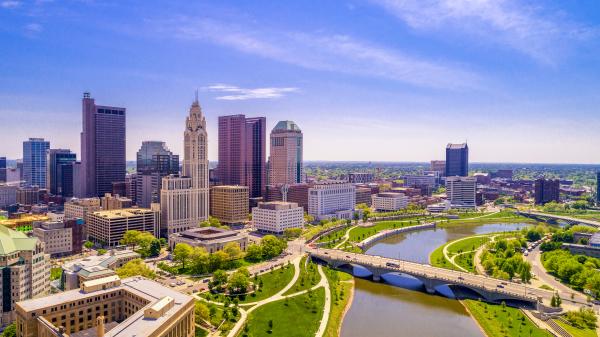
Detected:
[112,181,128,198]
[596,172,600,205]
[0,185,17,208]
[81,92,126,197]
[87,208,160,247]
[135,141,179,207]
[64,198,101,223]
[16,186,39,205]
[492,169,514,180]
[217,115,266,198]
[169,227,248,253]
[160,96,210,237]
[265,183,310,211]
[0,157,6,183]
[355,187,372,206]
[268,121,303,185]
[534,178,560,205]
[210,185,249,225]
[6,167,20,184]
[22,138,50,187]
[47,149,76,197]
[473,172,491,185]
[100,193,133,210]
[445,143,469,177]
[446,176,477,209]
[32,218,85,257]
[348,172,374,184]
[404,174,437,189]
[430,160,446,177]
[60,249,140,290]
[308,181,356,220]
[15,276,195,337]
[372,192,409,212]
[0,226,50,326]
[71,161,85,198]
[252,201,304,234]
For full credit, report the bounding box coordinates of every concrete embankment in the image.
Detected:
[357,223,436,249]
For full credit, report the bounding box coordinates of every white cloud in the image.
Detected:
[369,0,596,64]
[24,23,42,35]
[161,18,480,90]
[206,84,299,100]
[1,1,20,8]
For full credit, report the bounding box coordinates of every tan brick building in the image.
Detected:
[210,185,249,225]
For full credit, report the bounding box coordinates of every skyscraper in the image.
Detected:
[445,143,469,177]
[47,149,76,196]
[23,138,50,187]
[534,178,560,205]
[161,96,209,238]
[597,172,600,205]
[268,121,303,185]
[135,141,179,207]
[0,157,6,183]
[217,115,266,198]
[81,92,126,197]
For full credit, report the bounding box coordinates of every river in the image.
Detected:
[340,223,530,337]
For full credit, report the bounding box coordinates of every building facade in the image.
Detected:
[100,193,133,210]
[308,181,356,220]
[169,227,248,253]
[217,115,266,198]
[210,185,249,225]
[87,208,160,247]
[534,178,560,205]
[16,186,39,205]
[430,160,446,177]
[268,121,303,186]
[596,172,600,205]
[135,141,179,207]
[445,143,468,177]
[15,276,195,337]
[60,249,140,290]
[32,218,85,257]
[81,92,126,197]
[348,172,374,184]
[0,185,17,208]
[372,192,409,212]
[0,226,50,327]
[252,201,304,234]
[22,138,49,188]
[46,149,76,197]
[355,187,372,206]
[265,183,310,211]
[446,176,477,208]
[64,198,101,224]
[0,157,6,183]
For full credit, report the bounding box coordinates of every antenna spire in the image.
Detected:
[194,89,199,104]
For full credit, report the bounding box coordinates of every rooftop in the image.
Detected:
[0,225,39,255]
[90,208,156,220]
[272,120,301,132]
[256,201,300,210]
[63,249,140,273]
[172,227,247,244]
[446,143,468,149]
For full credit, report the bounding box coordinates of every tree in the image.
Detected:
[121,230,142,249]
[173,243,193,269]
[520,261,532,283]
[200,216,222,228]
[97,248,107,255]
[2,323,15,337]
[116,259,156,279]
[245,244,263,262]
[195,301,210,322]
[268,319,273,333]
[148,239,161,257]
[228,269,250,294]
[283,228,302,240]
[190,247,209,275]
[353,212,360,225]
[212,269,228,288]
[224,242,243,261]
[84,241,94,249]
[209,251,228,271]
[261,235,286,259]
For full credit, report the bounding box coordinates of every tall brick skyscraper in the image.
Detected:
[268,121,303,185]
[80,92,126,197]
[217,115,266,198]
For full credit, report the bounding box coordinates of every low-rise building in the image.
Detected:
[169,227,248,253]
[15,276,195,337]
[404,174,437,189]
[0,185,17,208]
[210,185,249,225]
[348,172,374,184]
[32,218,86,257]
[355,187,372,206]
[16,186,39,205]
[371,192,408,212]
[427,200,451,213]
[252,201,304,234]
[60,249,140,290]
[100,193,133,210]
[87,208,160,247]
[446,176,477,209]
[64,197,101,223]
[265,183,310,211]
[308,181,356,220]
[0,226,50,326]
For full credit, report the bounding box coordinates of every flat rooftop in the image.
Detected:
[90,208,155,220]
[63,249,139,272]
[175,227,246,243]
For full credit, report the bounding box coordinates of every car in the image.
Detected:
[497,285,504,288]
[346,255,351,259]
[202,279,210,283]
[386,262,400,268]
[501,282,508,285]
[169,282,176,287]
[458,276,464,280]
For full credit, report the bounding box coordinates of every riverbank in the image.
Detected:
[324,269,354,337]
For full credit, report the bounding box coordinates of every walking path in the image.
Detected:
[443,234,490,272]
[333,225,357,249]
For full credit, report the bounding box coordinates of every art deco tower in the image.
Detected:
[182,95,209,222]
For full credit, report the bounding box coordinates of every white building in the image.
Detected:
[446,176,477,209]
[372,192,409,212]
[427,200,451,213]
[308,181,356,220]
[252,201,304,234]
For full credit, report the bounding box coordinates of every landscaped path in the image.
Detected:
[443,234,490,272]
[333,225,357,249]
[196,255,332,337]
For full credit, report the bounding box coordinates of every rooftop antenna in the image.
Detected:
[194,89,199,104]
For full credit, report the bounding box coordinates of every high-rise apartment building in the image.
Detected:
[0,226,50,326]
[446,176,477,208]
[0,157,6,183]
[269,121,303,186]
[135,141,179,207]
[160,96,209,237]
[445,143,468,177]
[81,92,126,197]
[210,185,249,225]
[308,181,356,220]
[22,138,49,187]
[47,149,76,196]
[217,115,266,198]
[534,178,560,205]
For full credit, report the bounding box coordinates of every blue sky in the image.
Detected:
[1,0,600,163]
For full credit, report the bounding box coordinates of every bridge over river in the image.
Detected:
[518,211,600,228]
[309,248,557,308]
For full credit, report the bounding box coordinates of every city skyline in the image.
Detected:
[1,1,600,164]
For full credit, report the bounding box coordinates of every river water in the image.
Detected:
[340,223,530,337]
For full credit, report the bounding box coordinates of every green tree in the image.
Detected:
[2,323,16,337]
[173,243,193,269]
[261,235,286,259]
[148,239,161,257]
[212,269,228,288]
[83,241,94,249]
[209,250,228,271]
[223,242,243,261]
[190,247,209,275]
[245,244,263,262]
[116,259,156,279]
[228,269,250,294]
[283,228,302,240]
[121,230,142,249]
[195,301,210,322]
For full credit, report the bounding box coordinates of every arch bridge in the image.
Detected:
[518,211,600,227]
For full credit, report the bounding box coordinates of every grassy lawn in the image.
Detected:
[430,243,459,271]
[195,327,209,337]
[243,287,325,337]
[447,236,491,255]
[348,219,423,242]
[201,264,295,304]
[463,300,552,337]
[284,256,321,295]
[317,227,348,243]
[324,268,353,337]
[555,319,597,337]
[204,302,241,335]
